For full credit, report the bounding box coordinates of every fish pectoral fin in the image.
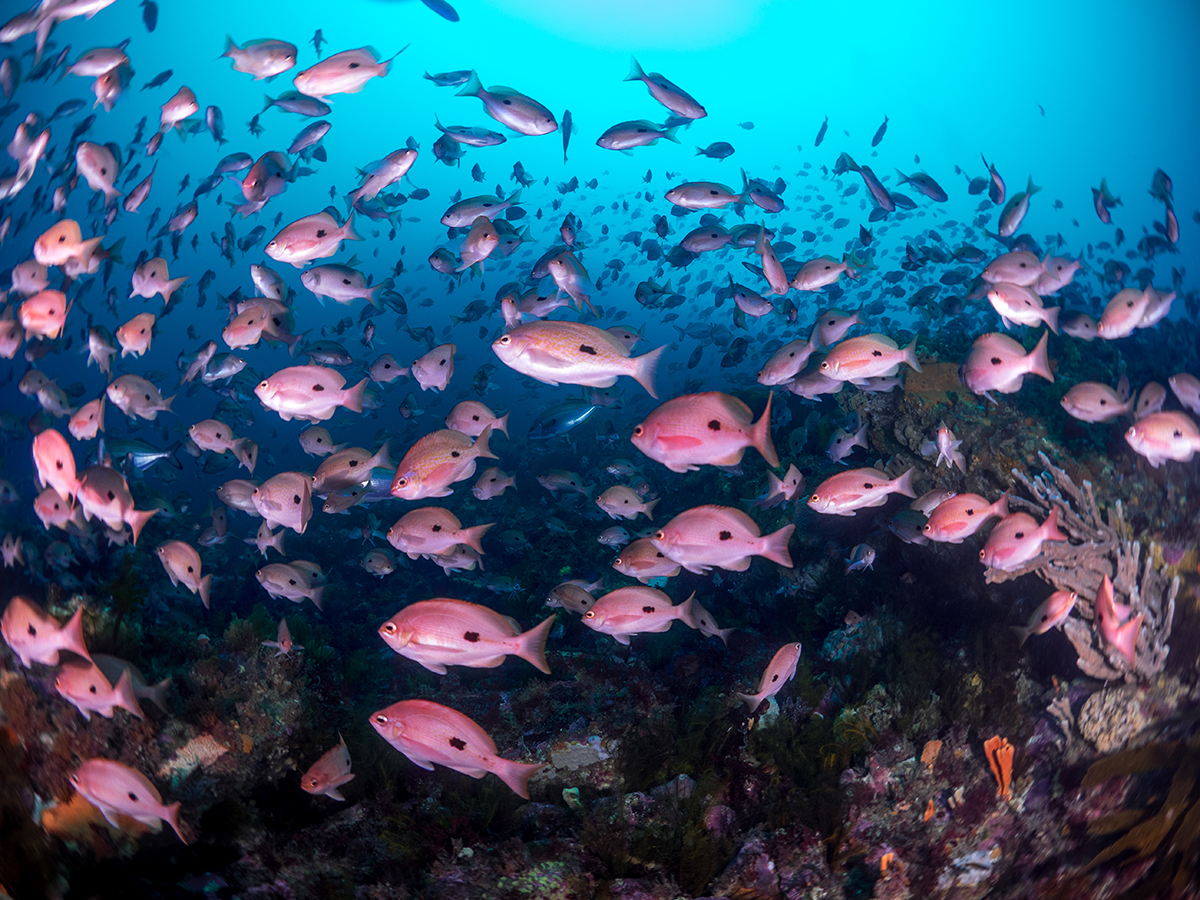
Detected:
[725,558,752,572]
[476,656,506,668]
[523,348,576,369]
[417,661,449,674]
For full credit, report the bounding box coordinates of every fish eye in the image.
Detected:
[498,335,510,345]
[382,623,395,634]
[979,550,987,560]
[374,714,388,725]
[584,611,595,619]
[653,531,664,540]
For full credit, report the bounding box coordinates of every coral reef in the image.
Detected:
[987,452,1179,682]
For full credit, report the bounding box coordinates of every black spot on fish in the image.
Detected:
[451,450,461,458]
[967,509,975,516]
[578,344,597,355]
[449,736,467,750]
[1015,531,1025,539]
[107,490,115,501]
[187,566,193,573]
[293,494,301,504]
[708,419,721,430]
[871,349,882,357]
[642,605,655,613]
[316,229,326,238]
[27,624,36,636]
[313,384,325,391]
[432,524,442,532]
[289,579,297,585]
[128,792,138,801]
[463,631,479,642]
[719,530,732,540]
[771,674,779,682]
[990,357,1002,365]
[349,62,359,68]
[56,460,63,469]
[89,684,97,693]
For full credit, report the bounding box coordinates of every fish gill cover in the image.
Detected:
[0,0,1199,897]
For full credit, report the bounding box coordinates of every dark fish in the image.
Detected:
[421,0,460,21]
[141,0,157,32]
[814,115,828,147]
[687,345,703,369]
[49,99,85,121]
[424,70,472,86]
[562,108,573,163]
[696,142,734,159]
[528,399,598,440]
[871,114,888,147]
[311,30,325,58]
[141,69,172,90]
[720,337,749,367]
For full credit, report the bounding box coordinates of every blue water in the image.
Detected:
[1,0,1199,892]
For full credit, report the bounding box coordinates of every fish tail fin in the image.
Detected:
[455,70,483,98]
[148,677,172,713]
[662,126,680,144]
[341,214,363,243]
[624,56,645,83]
[631,344,666,399]
[761,524,795,568]
[198,573,212,609]
[893,467,918,499]
[642,497,660,521]
[1043,305,1060,335]
[60,606,93,663]
[1041,507,1068,543]
[507,188,522,206]
[493,412,510,438]
[473,424,498,460]
[1028,331,1053,383]
[262,94,274,112]
[341,377,367,414]
[372,438,392,471]
[518,614,555,674]
[459,522,493,555]
[751,391,779,468]
[902,335,921,373]
[125,507,158,546]
[1027,175,1041,196]
[271,528,286,557]
[993,491,1010,520]
[163,801,188,844]
[494,759,543,800]
[162,275,188,305]
[676,592,700,630]
[309,585,325,611]
[222,34,235,58]
[1112,614,1143,667]
[737,691,765,713]
[114,669,146,719]
[1010,625,1032,648]
[235,437,258,474]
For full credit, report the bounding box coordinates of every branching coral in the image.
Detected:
[984,451,1178,683]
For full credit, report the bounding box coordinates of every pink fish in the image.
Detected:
[1059,382,1135,423]
[370,699,543,798]
[923,493,1008,543]
[960,331,1053,397]
[1,595,91,668]
[471,467,515,500]
[71,759,187,842]
[55,658,144,721]
[736,642,803,712]
[611,537,682,583]
[753,463,805,509]
[92,654,171,712]
[379,598,553,673]
[75,465,159,545]
[390,427,496,500]
[385,508,492,560]
[979,509,1068,572]
[1094,574,1142,667]
[631,392,777,473]
[301,734,355,800]
[445,401,509,438]
[31,427,78,501]
[582,587,698,645]
[596,485,659,521]
[1124,411,1200,468]
[807,467,916,517]
[651,505,793,574]
[255,365,367,423]
[819,333,920,384]
[262,617,303,656]
[1011,590,1077,647]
